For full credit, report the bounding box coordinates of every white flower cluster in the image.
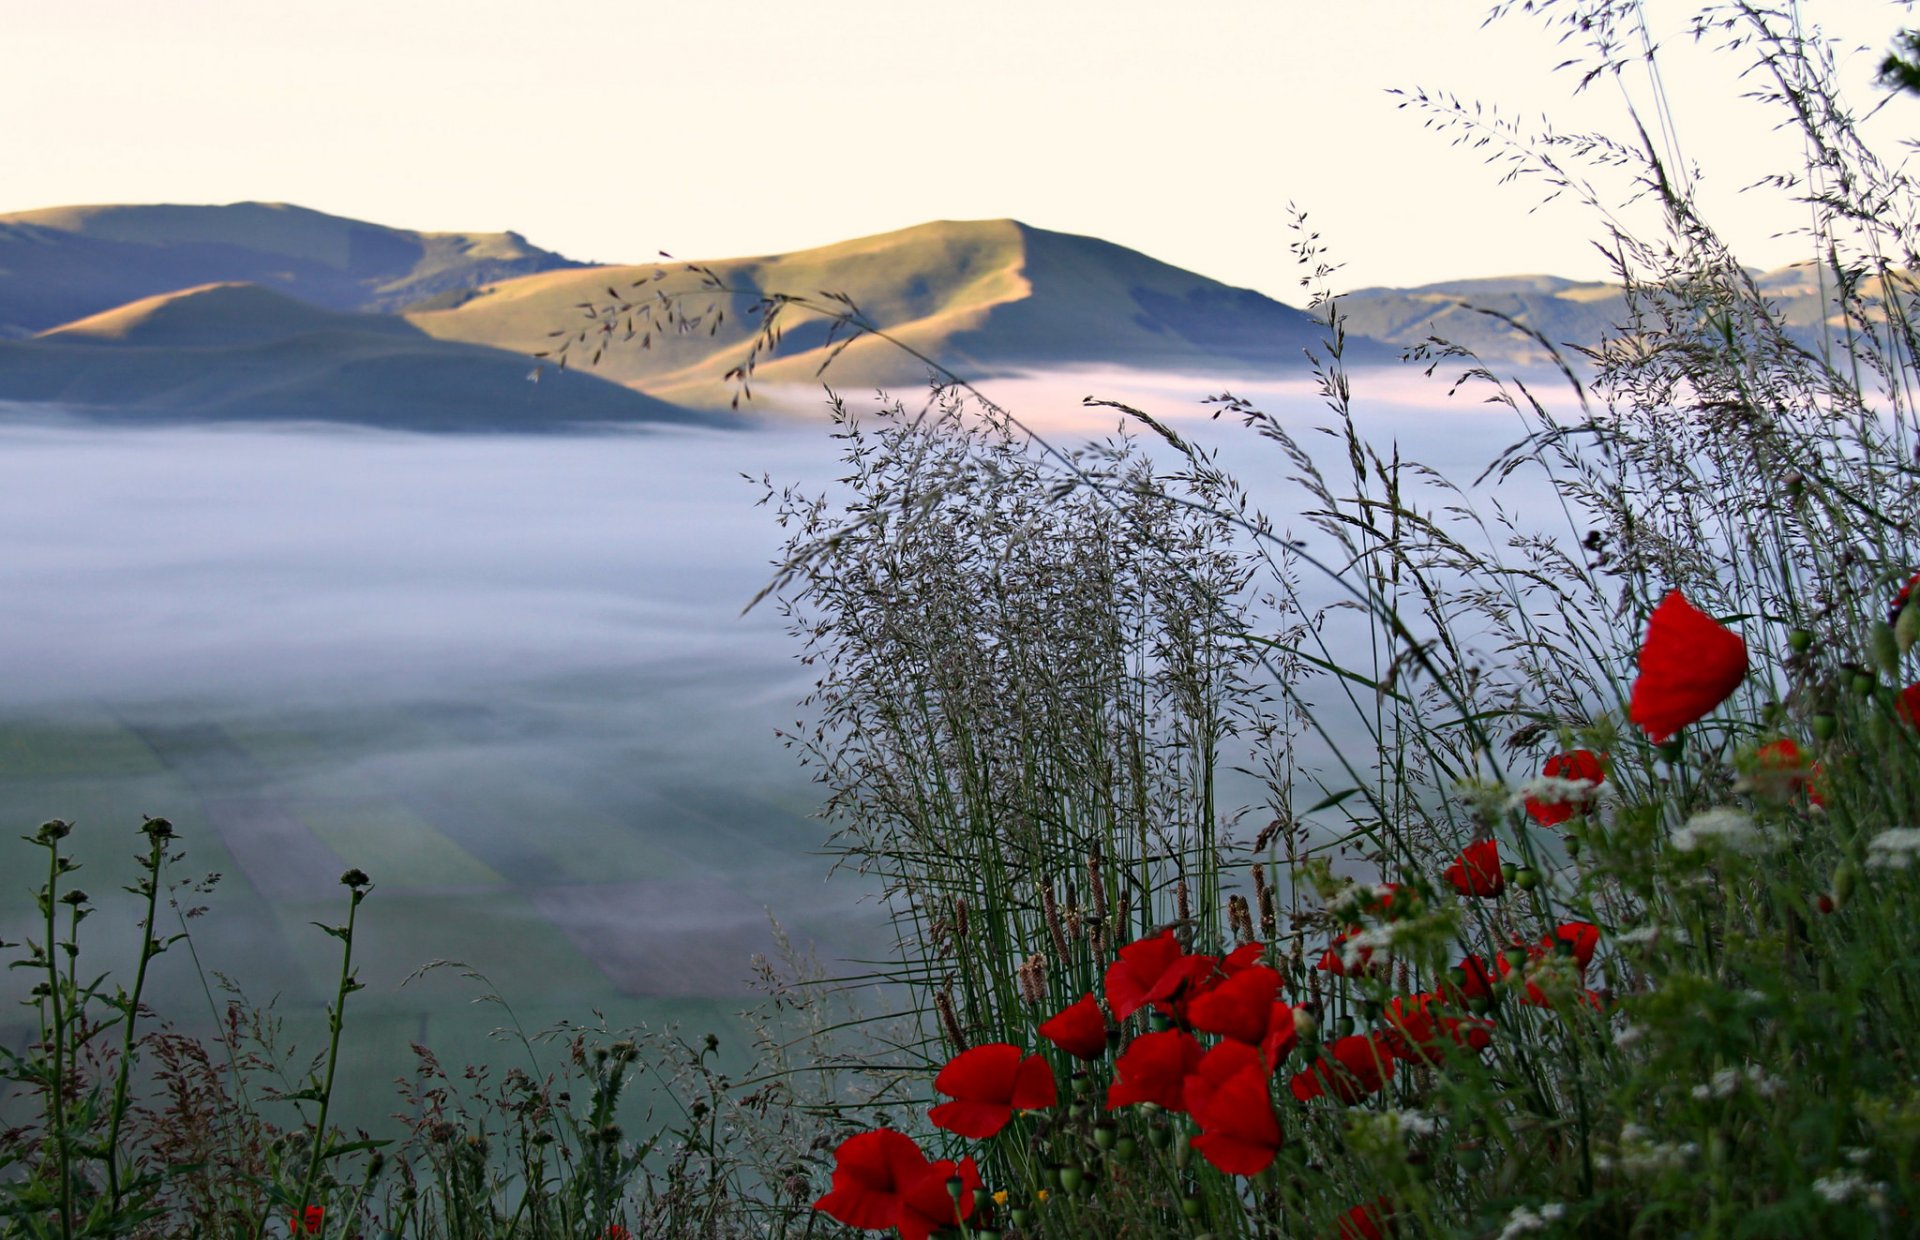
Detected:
[1348,1107,1440,1147]
[1613,1022,1645,1049]
[1670,808,1772,854]
[1508,774,1600,811]
[1689,1064,1785,1101]
[1812,1170,1887,1206]
[1496,1202,1567,1240]
[1341,922,1400,970]
[1596,1123,1698,1174]
[1866,828,1920,870]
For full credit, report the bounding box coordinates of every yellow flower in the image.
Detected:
[992,1190,1008,1207]
[1036,1189,1050,1203]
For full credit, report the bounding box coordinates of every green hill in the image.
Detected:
[0,201,583,336]
[1,283,707,431]
[407,219,1366,407]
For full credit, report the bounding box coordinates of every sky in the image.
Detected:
[4,1,1916,297]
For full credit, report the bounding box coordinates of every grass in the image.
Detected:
[8,1,1920,1235]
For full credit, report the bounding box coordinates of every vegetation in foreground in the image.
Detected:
[8,1,1920,1235]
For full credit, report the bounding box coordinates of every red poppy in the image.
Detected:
[1186,1057,1283,1175]
[1629,590,1749,742]
[1105,1028,1203,1111]
[814,1128,933,1231]
[603,1229,631,1240]
[1444,955,1499,1006]
[1038,992,1108,1060]
[1552,921,1601,971]
[1336,1197,1397,1240]
[1525,749,1605,827]
[291,1206,323,1236]
[1444,839,1505,898]
[1316,928,1381,976]
[1899,683,1920,729]
[1219,941,1267,974]
[895,1154,982,1240]
[1103,930,1212,1021]
[1288,1033,1394,1104]
[1186,965,1282,1045]
[928,1043,1056,1138]
[1381,993,1493,1065]
[1890,571,1920,627]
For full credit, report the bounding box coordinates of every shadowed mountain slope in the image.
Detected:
[408,219,1365,407]
[2,283,706,431]
[0,202,584,336]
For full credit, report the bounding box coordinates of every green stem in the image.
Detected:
[103,823,171,1217]
[296,879,368,1230]
[43,837,73,1240]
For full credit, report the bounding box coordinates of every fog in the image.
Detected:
[0,368,1583,1125]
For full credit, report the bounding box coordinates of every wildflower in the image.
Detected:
[1445,955,1499,1005]
[1898,682,1920,729]
[1629,590,1749,742]
[1185,965,1282,1046]
[1813,1170,1885,1205]
[895,1156,982,1240]
[291,1206,323,1236]
[1671,807,1770,854]
[1524,750,1605,826]
[1186,1055,1282,1175]
[1337,1197,1397,1240]
[1038,992,1108,1060]
[813,1129,979,1239]
[1444,839,1506,897]
[1289,1033,1394,1104]
[1381,993,1492,1065]
[603,1228,631,1240]
[1866,828,1920,870]
[1552,921,1601,970]
[1106,1028,1202,1111]
[1103,929,1210,1021]
[1496,1203,1567,1240]
[928,1043,1056,1139]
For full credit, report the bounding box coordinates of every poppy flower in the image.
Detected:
[1103,930,1212,1021]
[1444,839,1505,897]
[928,1043,1056,1138]
[1525,749,1605,826]
[1754,738,1824,805]
[1316,928,1381,976]
[1186,1059,1283,1175]
[1038,992,1108,1060]
[1552,921,1601,971]
[1288,1033,1394,1104]
[1381,993,1493,1065]
[1629,590,1749,742]
[1443,955,1499,1006]
[1891,571,1920,627]
[1106,1028,1203,1111]
[1899,682,1920,729]
[1337,1197,1397,1240]
[895,1155,982,1240]
[814,1128,933,1231]
[291,1206,323,1236]
[1218,940,1267,975]
[603,1229,631,1240]
[1186,965,1282,1045]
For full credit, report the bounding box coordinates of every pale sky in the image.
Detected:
[4,2,1914,297]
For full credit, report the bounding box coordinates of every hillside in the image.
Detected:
[407,219,1368,407]
[1,283,705,431]
[0,201,583,336]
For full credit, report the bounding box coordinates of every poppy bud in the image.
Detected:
[1060,1165,1087,1194]
[1500,862,1518,884]
[1093,1124,1116,1150]
[1852,671,1878,697]
[1564,835,1582,859]
[1833,862,1858,907]
[1113,1135,1138,1162]
[1011,1208,1033,1227]
[1503,946,1530,970]
[1174,1131,1192,1171]
[1788,628,1816,654]
[1334,1015,1356,1038]
[1148,1012,1171,1034]
[1182,1196,1204,1219]
[1898,603,1920,654]
[1457,1142,1487,1172]
[1784,470,1804,497]
[1873,623,1903,675]
[1816,894,1836,916]
[1514,868,1540,890]
[1149,1118,1174,1150]
[1811,712,1838,741]
[1291,1008,1318,1040]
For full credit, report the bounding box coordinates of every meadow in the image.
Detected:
[7,2,1920,1237]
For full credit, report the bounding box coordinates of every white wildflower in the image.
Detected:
[1813,1170,1882,1204]
[1691,1063,1785,1101]
[1845,1147,1873,1166]
[1613,1022,1645,1049]
[1611,1124,1698,1174]
[1617,923,1661,945]
[1342,922,1398,969]
[1509,774,1600,812]
[1671,808,1770,854]
[1496,1204,1564,1239]
[1866,828,1920,870]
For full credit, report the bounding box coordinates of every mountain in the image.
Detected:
[2,283,703,431]
[1337,275,1628,365]
[0,201,584,337]
[406,219,1375,407]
